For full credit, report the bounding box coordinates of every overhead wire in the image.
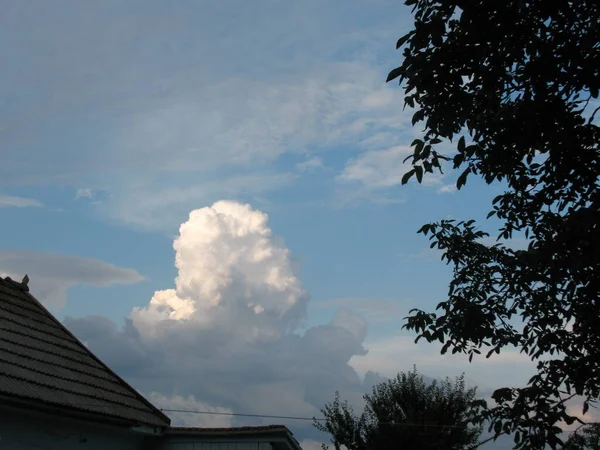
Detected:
[159,407,472,429]
[55,402,472,428]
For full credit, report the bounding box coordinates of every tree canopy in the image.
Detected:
[564,423,600,450]
[315,368,483,450]
[387,1,599,449]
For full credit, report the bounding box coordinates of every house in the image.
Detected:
[0,275,302,450]
[155,426,302,450]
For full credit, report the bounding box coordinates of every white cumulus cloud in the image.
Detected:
[64,201,373,441]
[131,201,308,340]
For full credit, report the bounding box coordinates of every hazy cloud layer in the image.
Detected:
[0,250,143,309]
[315,297,406,324]
[0,0,413,231]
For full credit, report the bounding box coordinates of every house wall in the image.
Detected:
[161,440,274,450]
[0,406,155,450]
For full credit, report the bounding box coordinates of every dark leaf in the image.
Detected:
[386,67,403,83]
[402,169,416,185]
[456,168,471,190]
[396,33,413,49]
[415,165,424,183]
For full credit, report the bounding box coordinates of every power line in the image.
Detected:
[56,402,472,429]
[161,408,324,422]
[160,408,471,429]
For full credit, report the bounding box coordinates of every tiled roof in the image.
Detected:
[0,275,170,428]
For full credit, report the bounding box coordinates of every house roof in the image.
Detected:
[167,425,303,450]
[0,275,171,428]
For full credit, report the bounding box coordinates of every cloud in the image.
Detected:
[0,250,143,309]
[58,201,546,445]
[407,247,444,263]
[130,200,309,339]
[408,236,530,264]
[563,399,600,432]
[100,64,410,229]
[338,145,443,191]
[477,236,530,251]
[75,188,93,200]
[437,184,457,194]
[0,194,43,208]
[0,1,413,230]
[63,201,372,440]
[300,440,329,450]
[296,157,325,172]
[315,297,406,324]
[103,172,297,231]
[145,392,233,428]
[350,334,536,396]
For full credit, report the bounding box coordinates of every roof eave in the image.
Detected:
[0,392,170,430]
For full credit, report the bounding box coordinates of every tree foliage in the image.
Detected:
[387,0,600,449]
[315,368,483,450]
[564,424,600,450]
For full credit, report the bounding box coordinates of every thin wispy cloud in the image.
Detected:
[0,194,43,208]
[315,297,406,324]
[338,146,444,189]
[437,184,457,194]
[296,157,325,172]
[75,188,93,200]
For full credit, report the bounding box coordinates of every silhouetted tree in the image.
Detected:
[564,424,600,450]
[315,367,483,450]
[387,1,599,449]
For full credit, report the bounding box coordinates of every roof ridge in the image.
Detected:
[0,276,29,292]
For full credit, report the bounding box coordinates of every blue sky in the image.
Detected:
[0,1,559,448]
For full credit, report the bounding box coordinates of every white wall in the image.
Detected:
[0,406,152,450]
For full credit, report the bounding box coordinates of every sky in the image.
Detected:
[0,1,594,449]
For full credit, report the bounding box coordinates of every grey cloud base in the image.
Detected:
[64,313,382,442]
